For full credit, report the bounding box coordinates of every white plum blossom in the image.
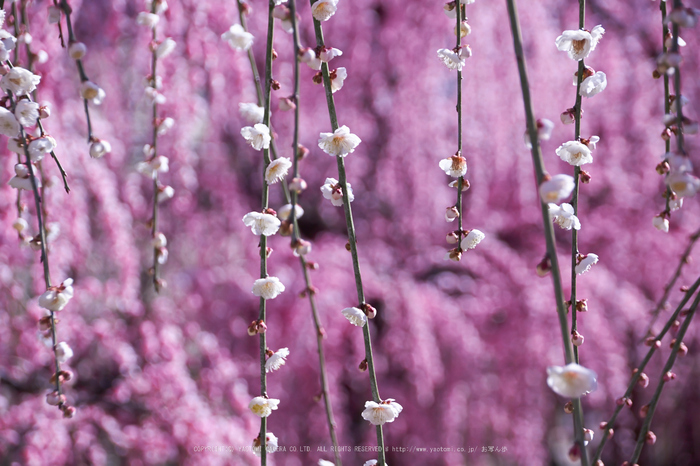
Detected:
[253,432,279,457]
[667,172,700,198]
[524,118,555,149]
[8,163,39,191]
[265,348,290,373]
[437,48,465,71]
[239,102,265,124]
[265,157,292,185]
[153,233,167,249]
[666,153,692,173]
[156,38,176,58]
[555,25,605,61]
[546,363,598,398]
[80,81,106,105]
[321,177,354,206]
[89,139,112,159]
[69,42,87,60]
[47,6,62,23]
[241,124,271,151]
[361,399,403,425]
[311,0,338,21]
[222,24,254,51]
[318,125,361,157]
[157,117,174,136]
[579,71,607,98]
[252,277,286,300]
[461,229,485,250]
[0,30,16,62]
[14,100,39,127]
[0,107,19,137]
[556,141,592,166]
[1,67,41,96]
[653,215,669,233]
[39,278,74,311]
[576,253,599,275]
[28,137,57,162]
[539,174,575,204]
[12,218,28,233]
[55,341,74,364]
[242,212,281,236]
[249,396,280,417]
[319,47,342,62]
[439,154,467,178]
[330,67,347,93]
[585,135,600,150]
[341,307,367,327]
[669,197,683,211]
[158,185,175,203]
[136,12,160,28]
[277,203,304,221]
[136,156,169,179]
[549,203,581,230]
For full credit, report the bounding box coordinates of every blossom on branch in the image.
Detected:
[311,0,338,22]
[241,124,271,151]
[555,25,605,61]
[222,24,254,51]
[546,363,597,398]
[548,203,581,230]
[252,277,285,300]
[248,396,280,417]
[556,141,592,166]
[361,399,403,425]
[318,126,361,157]
[242,212,281,236]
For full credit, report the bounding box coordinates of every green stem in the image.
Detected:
[592,275,700,462]
[149,1,162,293]
[504,2,587,464]
[258,3,276,464]
[628,287,700,463]
[309,6,386,465]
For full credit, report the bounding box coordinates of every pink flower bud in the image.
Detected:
[445,206,460,222]
[572,330,584,346]
[46,391,65,406]
[638,372,649,388]
[646,431,657,445]
[663,371,676,381]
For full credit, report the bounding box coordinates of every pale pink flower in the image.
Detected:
[546,363,597,398]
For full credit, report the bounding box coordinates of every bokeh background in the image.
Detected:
[1,0,699,464]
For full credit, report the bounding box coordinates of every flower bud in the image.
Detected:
[62,405,76,418]
[69,42,87,60]
[646,431,657,445]
[279,96,296,111]
[289,177,307,193]
[445,206,460,222]
[89,139,112,159]
[663,371,676,381]
[576,299,588,312]
[445,248,462,262]
[563,401,574,414]
[572,330,584,346]
[39,103,51,119]
[48,6,62,23]
[362,303,377,319]
[561,107,576,125]
[568,444,580,462]
[359,359,368,372]
[446,231,460,244]
[583,428,594,444]
[536,255,551,277]
[46,391,65,406]
[638,372,649,388]
[640,404,650,418]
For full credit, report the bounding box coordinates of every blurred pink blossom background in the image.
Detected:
[1,0,699,464]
